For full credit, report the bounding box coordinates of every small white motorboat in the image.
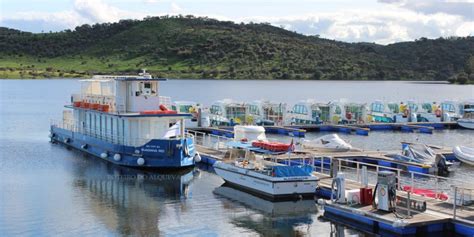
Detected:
[453,146,474,166]
[302,134,352,152]
[457,103,474,129]
[213,148,318,200]
[458,119,474,129]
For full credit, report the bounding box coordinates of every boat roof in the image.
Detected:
[65,105,192,118]
[80,76,167,82]
[174,101,198,105]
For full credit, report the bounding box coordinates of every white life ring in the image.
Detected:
[194,152,202,162]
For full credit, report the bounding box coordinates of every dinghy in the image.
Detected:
[453,146,474,166]
[302,134,352,152]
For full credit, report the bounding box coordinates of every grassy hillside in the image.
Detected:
[1,15,473,82]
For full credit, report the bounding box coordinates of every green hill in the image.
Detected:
[1,15,473,81]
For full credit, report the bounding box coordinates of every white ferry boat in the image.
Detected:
[368,100,417,123]
[288,100,367,125]
[50,71,197,168]
[246,100,287,126]
[209,99,247,126]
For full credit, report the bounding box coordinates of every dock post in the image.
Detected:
[453,186,458,220]
[356,162,360,182]
[397,170,401,189]
[407,191,412,217]
[330,158,338,178]
[320,157,324,174]
[435,178,439,200]
[411,172,415,192]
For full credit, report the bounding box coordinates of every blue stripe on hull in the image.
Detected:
[50,126,195,168]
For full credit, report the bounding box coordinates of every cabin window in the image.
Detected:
[293,105,307,115]
[179,105,193,113]
[335,106,342,115]
[134,82,157,96]
[409,103,418,112]
[248,105,259,115]
[372,103,385,113]
[422,103,432,113]
[210,105,221,115]
[387,104,399,113]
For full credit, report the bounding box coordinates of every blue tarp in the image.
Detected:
[272,165,312,177]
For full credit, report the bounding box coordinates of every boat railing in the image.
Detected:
[159,96,172,109]
[52,120,194,148]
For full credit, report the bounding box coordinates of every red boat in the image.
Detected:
[402,186,449,201]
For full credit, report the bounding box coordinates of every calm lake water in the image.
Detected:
[0,79,473,236]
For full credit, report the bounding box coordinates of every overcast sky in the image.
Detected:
[1,0,473,44]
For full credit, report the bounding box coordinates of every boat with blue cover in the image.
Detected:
[213,125,318,200]
[213,156,318,200]
[50,71,197,168]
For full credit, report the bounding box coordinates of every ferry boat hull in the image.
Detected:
[213,162,318,200]
[51,126,196,168]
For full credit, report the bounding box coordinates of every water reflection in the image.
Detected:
[213,185,317,236]
[71,159,199,236]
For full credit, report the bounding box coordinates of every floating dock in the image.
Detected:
[289,121,459,135]
[314,172,474,236]
[190,132,473,236]
[262,126,306,137]
[189,126,306,138]
[273,149,450,175]
[189,122,459,139]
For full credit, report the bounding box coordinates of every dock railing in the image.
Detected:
[452,185,474,225]
[299,155,473,224]
[187,129,231,151]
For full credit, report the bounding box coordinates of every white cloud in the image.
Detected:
[73,0,121,23]
[0,0,471,44]
[170,2,182,13]
[378,0,474,20]
[239,9,471,44]
[0,0,148,32]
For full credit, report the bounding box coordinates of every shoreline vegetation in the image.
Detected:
[1,15,473,84]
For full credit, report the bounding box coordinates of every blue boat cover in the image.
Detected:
[272,165,312,177]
